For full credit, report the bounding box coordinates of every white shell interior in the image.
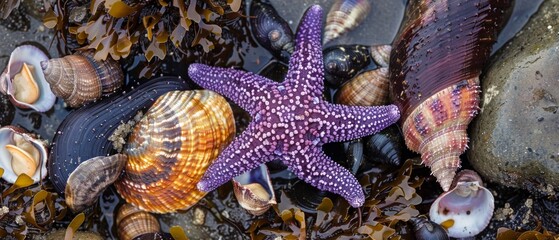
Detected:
[1,45,55,112]
[429,181,495,238]
[0,127,48,184]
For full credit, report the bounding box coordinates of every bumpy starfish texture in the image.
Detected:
[188,5,400,207]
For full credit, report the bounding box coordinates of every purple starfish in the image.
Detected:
[188,5,399,207]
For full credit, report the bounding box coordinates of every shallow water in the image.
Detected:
[0,0,547,239]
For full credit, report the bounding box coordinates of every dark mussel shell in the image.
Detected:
[344,138,364,175]
[323,44,372,87]
[250,0,294,60]
[363,125,408,166]
[48,77,190,195]
[287,179,336,214]
[409,216,449,240]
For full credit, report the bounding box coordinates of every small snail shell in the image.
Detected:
[0,45,56,112]
[364,125,407,166]
[335,67,389,106]
[429,170,494,238]
[323,0,371,45]
[250,0,294,58]
[65,154,127,212]
[409,216,449,240]
[0,126,48,184]
[323,44,371,87]
[116,203,161,240]
[114,90,235,213]
[389,0,511,191]
[232,164,276,216]
[40,50,124,108]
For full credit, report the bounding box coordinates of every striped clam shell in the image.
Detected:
[323,0,371,45]
[389,0,511,191]
[40,50,124,108]
[114,90,235,213]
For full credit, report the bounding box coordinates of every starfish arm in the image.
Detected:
[285,148,365,207]
[321,103,401,142]
[197,128,273,193]
[188,63,275,115]
[285,5,325,97]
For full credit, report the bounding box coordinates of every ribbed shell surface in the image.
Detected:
[335,67,389,106]
[115,90,235,213]
[116,204,160,240]
[41,50,123,108]
[48,77,189,195]
[389,0,511,190]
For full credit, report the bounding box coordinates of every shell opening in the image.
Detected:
[12,63,40,104]
[6,134,40,177]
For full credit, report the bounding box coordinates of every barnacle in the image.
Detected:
[249,160,423,239]
[43,0,242,62]
[0,171,67,238]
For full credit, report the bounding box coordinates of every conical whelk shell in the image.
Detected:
[323,0,371,45]
[429,170,494,238]
[116,203,161,240]
[65,154,127,212]
[233,164,277,216]
[114,90,235,213]
[0,126,48,184]
[250,0,295,58]
[389,0,511,191]
[0,45,56,112]
[40,50,124,108]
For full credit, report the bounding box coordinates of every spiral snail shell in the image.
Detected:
[40,50,124,108]
[116,203,161,240]
[114,90,235,213]
[323,0,371,45]
[389,0,511,191]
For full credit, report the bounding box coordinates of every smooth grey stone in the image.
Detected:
[469,0,559,194]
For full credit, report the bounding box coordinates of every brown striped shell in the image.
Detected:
[335,67,389,106]
[114,90,235,213]
[65,154,127,212]
[335,45,391,106]
[116,203,160,240]
[323,0,371,45]
[40,50,123,108]
[389,0,511,191]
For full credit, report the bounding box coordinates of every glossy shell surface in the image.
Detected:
[250,0,294,57]
[429,170,494,238]
[410,216,449,240]
[65,154,127,212]
[0,126,48,184]
[389,0,511,191]
[114,90,235,213]
[335,67,389,106]
[116,203,161,240]
[323,0,371,45]
[233,164,276,216]
[324,44,371,87]
[48,77,189,195]
[0,45,56,112]
[41,50,124,108]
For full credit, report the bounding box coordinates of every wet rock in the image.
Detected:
[469,0,559,195]
[0,94,14,125]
